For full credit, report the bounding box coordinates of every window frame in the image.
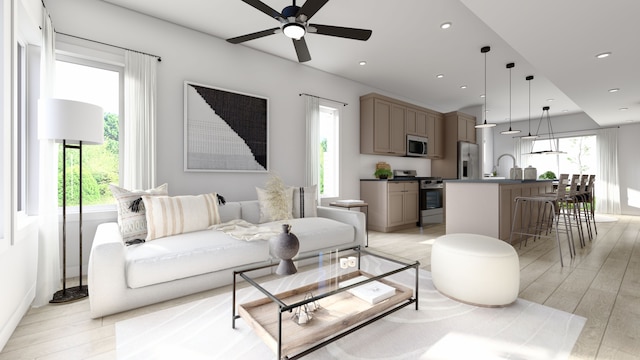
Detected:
[318,100,341,200]
[53,53,124,213]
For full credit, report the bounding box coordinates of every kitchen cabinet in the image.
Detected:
[447,111,477,143]
[431,111,476,179]
[360,180,419,232]
[360,93,443,158]
[361,95,406,155]
[426,112,444,158]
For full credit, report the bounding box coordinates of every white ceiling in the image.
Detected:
[102,0,640,127]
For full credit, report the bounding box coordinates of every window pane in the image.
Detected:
[527,135,596,179]
[54,61,120,206]
[319,105,339,198]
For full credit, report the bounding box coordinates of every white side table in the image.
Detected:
[329,202,369,247]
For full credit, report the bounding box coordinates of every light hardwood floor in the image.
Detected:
[1,215,639,359]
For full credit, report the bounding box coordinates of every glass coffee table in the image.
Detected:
[232,245,419,359]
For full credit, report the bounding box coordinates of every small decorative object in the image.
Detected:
[269,224,300,275]
[292,292,320,325]
[304,292,321,312]
[347,256,357,268]
[374,168,392,179]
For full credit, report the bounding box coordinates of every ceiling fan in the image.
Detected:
[227,0,373,62]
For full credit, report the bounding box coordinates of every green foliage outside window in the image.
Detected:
[58,113,119,207]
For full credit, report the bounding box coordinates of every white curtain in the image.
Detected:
[304,95,320,190]
[596,128,621,214]
[514,137,534,168]
[123,51,157,190]
[34,8,60,307]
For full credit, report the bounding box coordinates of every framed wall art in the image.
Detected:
[184,81,268,172]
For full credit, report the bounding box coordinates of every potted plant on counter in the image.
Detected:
[538,170,557,180]
[374,168,393,179]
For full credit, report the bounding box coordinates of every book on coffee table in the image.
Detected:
[339,275,395,304]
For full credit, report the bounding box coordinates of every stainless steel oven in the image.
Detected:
[420,177,443,225]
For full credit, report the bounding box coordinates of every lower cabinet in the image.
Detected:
[361,180,419,232]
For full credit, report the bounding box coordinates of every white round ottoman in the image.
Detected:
[431,233,520,306]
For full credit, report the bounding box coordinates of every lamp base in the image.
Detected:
[50,285,88,304]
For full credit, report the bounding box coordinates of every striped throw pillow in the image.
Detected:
[142,193,221,241]
[292,185,317,218]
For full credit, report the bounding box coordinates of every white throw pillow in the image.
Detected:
[256,186,293,223]
[142,192,221,241]
[292,185,318,218]
[110,183,169,242]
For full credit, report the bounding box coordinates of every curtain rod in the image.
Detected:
[514,125,620,138]
[299,93,348,106]
[56,31,162,62]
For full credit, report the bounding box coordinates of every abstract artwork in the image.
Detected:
[184,81,268,172]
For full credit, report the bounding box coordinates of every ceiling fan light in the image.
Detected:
[283,23,305,40]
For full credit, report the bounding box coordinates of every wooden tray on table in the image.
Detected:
[237,270,413,358]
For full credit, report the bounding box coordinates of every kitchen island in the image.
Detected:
[444,179,553,242]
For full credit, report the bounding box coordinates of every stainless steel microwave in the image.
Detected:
[406,134,428,157]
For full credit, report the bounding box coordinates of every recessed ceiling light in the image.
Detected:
[359,61,367,66]
[562,109,569,112]
[460,85,467,89]
[436,74,444,79]
[480,94,485,98]
[440,22,452,29]
[596,52,611,59]
[619,107,628,111]
[546,98,555,102]
[608,88,620,93]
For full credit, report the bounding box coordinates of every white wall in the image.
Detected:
[491,112,640,215]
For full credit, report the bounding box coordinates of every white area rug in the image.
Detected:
[116,257,585,360]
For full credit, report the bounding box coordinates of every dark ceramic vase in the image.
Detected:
[270,224,300,275]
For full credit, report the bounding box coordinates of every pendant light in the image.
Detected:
[530,106,566,154]
[521,75,538,139]
[501,62,520,134]
[475,46,496,128]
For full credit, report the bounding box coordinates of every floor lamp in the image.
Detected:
[38,98,104,303]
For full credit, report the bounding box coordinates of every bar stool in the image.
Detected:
[566,174,587,248]
[577,174,594,241]
[509,174,576,266]
[583,175,597,236]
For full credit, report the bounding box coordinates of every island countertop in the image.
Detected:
[444,179,553,184]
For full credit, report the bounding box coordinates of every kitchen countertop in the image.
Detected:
[444,179,553,184]
[360,178,420,182]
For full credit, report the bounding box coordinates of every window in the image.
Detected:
[318,103,340,198]
[528,135,596,178]
[53,58,122,207]
[16,41,26,212]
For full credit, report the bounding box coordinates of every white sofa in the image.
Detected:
[88,200,366,318]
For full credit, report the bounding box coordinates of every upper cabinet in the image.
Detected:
[361,93,443,158]
[362,96,406,155]
[446,111,477,144]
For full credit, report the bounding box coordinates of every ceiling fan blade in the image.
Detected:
[241,0,282,19]
[296,0,329,20]
[227,28,279,44]
[292,37,311,62]
[310,24,372,41]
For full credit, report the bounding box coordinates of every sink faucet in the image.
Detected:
[496,153,517,168]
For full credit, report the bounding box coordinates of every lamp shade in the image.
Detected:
[38,98,104,144]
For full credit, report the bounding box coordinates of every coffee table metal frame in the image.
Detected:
[232,245,419,359]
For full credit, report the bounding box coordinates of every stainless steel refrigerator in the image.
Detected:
[458,141,480,180]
